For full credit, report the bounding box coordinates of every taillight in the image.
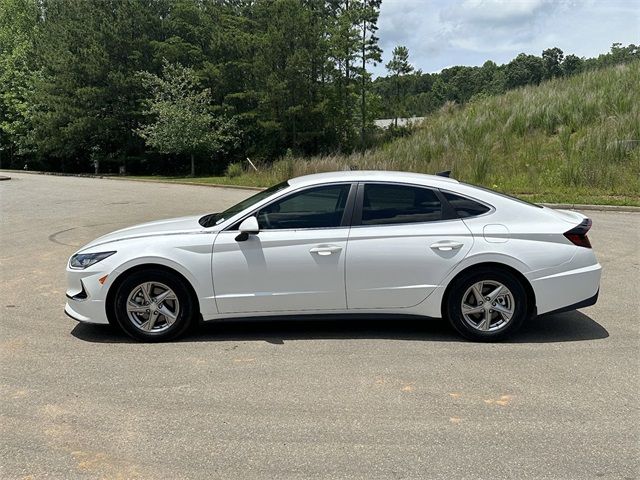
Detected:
[564,218,592,248]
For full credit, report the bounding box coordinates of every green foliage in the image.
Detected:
[386,46,413,76]
[562,54,584,76]
[505,53,544,89]
[216,63,640,203]
[0,0,384,171]
[373,43,639,120]
[225,162,244,178]
[0,0,637,184]
[136,61,239,170]
[542,47,564,79]
[0,0,39,162]
[385,45,413,125]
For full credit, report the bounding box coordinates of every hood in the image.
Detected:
[80,215,208,251]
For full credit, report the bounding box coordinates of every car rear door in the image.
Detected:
[212,183,356,314]
[346,182,473,309]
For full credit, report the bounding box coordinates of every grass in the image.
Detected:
[134,62,640,206]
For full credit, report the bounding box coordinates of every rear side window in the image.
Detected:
[442,192,491,218]
[361,184,444,225]
[257,184,351,229]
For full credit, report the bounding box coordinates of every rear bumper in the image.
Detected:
[540,289,599,317]
[529,262,601,315]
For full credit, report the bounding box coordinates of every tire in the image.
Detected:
[113,268,195,342]
[445,267,528,342]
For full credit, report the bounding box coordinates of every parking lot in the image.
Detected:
[1,172,638,479]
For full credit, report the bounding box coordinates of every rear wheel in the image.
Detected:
[113,269,195,342]
[445,268,527,341]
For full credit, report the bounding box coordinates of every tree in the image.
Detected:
[18,0,167,172]
[542,47,564,79]
[386,45,413,126]
[354,0,382,148]
[505,53,544,89]
[250,0,331,157]
[585,43,639,69]
[0,0,39,167]
[562,54,584,76]
[326,0,361,151]
[136,61,239,177]
[1,0,637,174]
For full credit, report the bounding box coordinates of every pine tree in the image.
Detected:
[355,0,382,148]
[386,45,413,127]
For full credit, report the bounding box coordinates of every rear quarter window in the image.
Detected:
[442,192,491,218]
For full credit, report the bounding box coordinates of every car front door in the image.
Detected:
[346,182,473,309]
[212,183,355,314]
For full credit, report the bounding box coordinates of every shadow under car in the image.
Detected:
[70,310,608,345]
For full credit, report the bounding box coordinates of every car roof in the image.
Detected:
[288,170,459,188]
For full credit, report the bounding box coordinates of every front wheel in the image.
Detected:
[445,268,528,342]
[113,269,195,342]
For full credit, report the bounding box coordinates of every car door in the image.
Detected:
[346,182,473,309]
[212,183,355,314]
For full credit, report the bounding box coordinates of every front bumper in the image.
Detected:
[65,267,111,324]
[64,302,98,323]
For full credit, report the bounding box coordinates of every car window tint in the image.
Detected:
[257,184,350,229]
[361,184,443,225]
[442,192,491,218]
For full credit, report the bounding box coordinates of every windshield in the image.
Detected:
[199,181,289,227]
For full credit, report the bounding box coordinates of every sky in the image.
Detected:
[372,0,640,76]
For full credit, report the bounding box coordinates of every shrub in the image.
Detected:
[225,162,244,178]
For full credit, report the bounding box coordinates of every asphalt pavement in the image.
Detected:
[1,172,638,479]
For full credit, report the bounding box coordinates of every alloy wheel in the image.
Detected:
[460,280,515,332]
[126,281,180,333]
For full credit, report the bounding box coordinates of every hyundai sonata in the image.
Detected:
[65,171,601,341]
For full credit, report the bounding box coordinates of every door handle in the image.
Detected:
[309,245,343,256]
[430,241,464,252]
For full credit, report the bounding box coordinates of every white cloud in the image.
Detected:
[441,0,555,27]
[373,0,640,76]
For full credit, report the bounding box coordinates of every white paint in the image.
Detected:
[65,170,601,325]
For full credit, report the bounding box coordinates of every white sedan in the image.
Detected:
[65,171,601,342]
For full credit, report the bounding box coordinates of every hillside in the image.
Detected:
[161,62,640,205]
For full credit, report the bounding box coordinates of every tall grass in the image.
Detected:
[229,62,640,200]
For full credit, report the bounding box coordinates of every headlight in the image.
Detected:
[69,251,116,269]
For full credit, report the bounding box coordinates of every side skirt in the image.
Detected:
[201,312,440,324]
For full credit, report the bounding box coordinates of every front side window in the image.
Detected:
[361,184,444,225]
[256,184,351,230]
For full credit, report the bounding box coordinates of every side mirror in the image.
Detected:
[235,216,259,242]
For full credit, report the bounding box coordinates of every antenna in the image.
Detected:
[435,170,452,178]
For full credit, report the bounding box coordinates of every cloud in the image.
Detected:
[437,0,566,53]
[441,0,556,27]
[373,0,640,76]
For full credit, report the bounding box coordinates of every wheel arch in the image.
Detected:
[441,262,536,319]
[105,263,201,325]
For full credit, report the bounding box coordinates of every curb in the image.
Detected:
[538,203,640,213]
[114,177,264,191]
[0,169,264,191]
[2,169,639,212]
